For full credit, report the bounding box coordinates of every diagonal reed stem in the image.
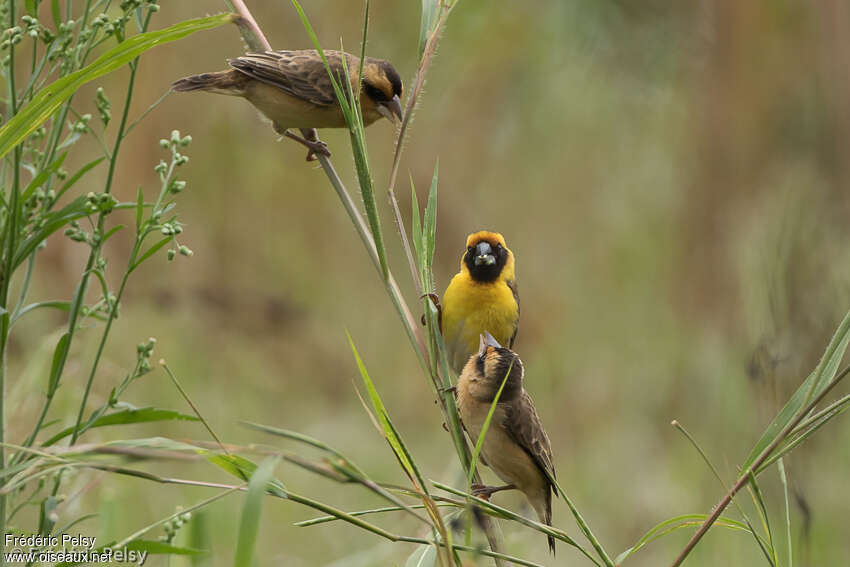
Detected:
[669,364,850,566]
[221,2,508,564]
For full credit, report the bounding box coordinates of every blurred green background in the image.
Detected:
[9,1,850,565]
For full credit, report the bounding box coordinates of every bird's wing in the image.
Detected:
[228,50,351,106]
[503,391,555,481]
[506,279,519,348]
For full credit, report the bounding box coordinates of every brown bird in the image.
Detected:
[172,49,403,160]
[457,332,556,554]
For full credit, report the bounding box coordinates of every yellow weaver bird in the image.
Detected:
[457,333,555,554]
[173,50,403,160]
[442,231,518,374]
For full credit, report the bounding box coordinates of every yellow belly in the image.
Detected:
[442,272,517,373]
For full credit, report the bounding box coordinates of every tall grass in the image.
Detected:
[0,1,230,563]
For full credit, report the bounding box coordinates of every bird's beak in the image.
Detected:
[473,241,496,266]
[483,331,502,350]
[377,94,403,124]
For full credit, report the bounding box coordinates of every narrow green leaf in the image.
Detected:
[136,186,145,232]
[125,540,205,556]
[406,545,438,567]
[13,200,135,269]
[207,454,287,498]
[38,495,61,536]
[419,0,440,57]
[102,224,125,243]
[55,157,105,202]
[746,472,777,566]
[22,152,67,201]
[743,308,850,469]
[14,194,87,267]
[14,300,74,321]
[131,236,172,272]
[290,0,389,279]
[47,332,71,396]
[468,360,513,485]
[410,176,423,268]
[188,510,212,567]
[760,392,850,473]
[778,459,793,567]
[234,457,280,567]
[43,408,200,447]
[51,0,61,27]
[347,332,425,490]
[615,514,762,564]
[422,160,439,290]
[105,437,202,452]
[0,13,234,161]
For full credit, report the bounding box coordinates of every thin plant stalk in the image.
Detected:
[0,0,21,554]
[69,9,155,448]
[221,2,509,564]
[670,364,850,567]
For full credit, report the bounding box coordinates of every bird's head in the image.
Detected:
[360,58,403,124]
[462,332,524,402]
[462,231,513,283]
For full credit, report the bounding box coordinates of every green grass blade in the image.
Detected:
[746,471,777,566]
[778,458,793,567]
[467,360,512,485]
[744,308,850,469]
[347,332,426,491]
[207,454,288,498]
[759,391,850,473]
[234,456,280,567]
[615,514,765,564]
[410,176,423,268]
[22,152,66,201]
[56,157,105,202]
[671,420,772,560]
[42,408,200,447]
[406,545,438,567]
[295,503,452,527]
[290,0,389,279]
[422,160,438,291]
[419,0,440,57]
[0,14,234,161]
[47,332,70,396]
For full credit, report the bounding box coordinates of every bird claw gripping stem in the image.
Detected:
[281,129,331,161]
[420,292,443,329]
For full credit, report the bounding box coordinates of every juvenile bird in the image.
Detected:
[441,231,519,373]
[457,333,555,554]
[172,50,403,160]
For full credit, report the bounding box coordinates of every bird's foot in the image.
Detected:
[420,292,443,328]
[470,483,515,500]
[282,129,331,161]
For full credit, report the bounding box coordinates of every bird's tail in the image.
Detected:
[172,70,244,95]
[544,487,555,556]
[531,486,556,555]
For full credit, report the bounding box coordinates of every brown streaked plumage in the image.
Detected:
[172,49,403,160]
[457,332,556,554]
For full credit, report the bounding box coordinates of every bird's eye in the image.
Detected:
[467,246,474,254]
[495,243,503,251]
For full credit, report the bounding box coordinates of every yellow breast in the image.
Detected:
[442,271,518,373]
